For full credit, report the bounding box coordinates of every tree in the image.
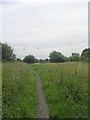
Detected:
[45,58,49,62]
[39,59,44,63]
[69,53,80,61]
[23,55,37,63]
[2,43,16,61]
[39,58,49,63]
[0,42,2,61]
[49,51,66,63]
[17,58,22,62]
[81,48,90,62]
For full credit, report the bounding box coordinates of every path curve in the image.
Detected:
[34,71,49,118]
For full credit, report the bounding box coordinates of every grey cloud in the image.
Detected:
[2,2,88,59]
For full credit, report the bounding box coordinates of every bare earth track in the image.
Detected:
[34,71,49,118]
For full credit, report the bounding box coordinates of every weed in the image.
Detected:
[32,62,88,118]
[2,62,38,118]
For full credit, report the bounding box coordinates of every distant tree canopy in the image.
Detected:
[2,43,16,61]
[39,58,49,63]
[23,55,37,63]
[17,58,22,62]
[69,53,80,61]
[1,42,89,63]
[81,48,90,62]
[0,42,2,61]
[49,51,67,63]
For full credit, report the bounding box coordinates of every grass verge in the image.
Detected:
[2,62,38,118]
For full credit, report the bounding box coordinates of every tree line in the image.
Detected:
[0,42,90,63]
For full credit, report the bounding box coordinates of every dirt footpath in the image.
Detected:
[34,71,49,118]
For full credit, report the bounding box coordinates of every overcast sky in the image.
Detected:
[0,0,88,59]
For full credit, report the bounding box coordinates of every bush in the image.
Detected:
[2,43,16,61]
[49,51,67,63]
[23,55,37,63]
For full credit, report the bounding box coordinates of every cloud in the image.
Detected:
[17,0,89,3]
[0,4,2,41]
[0,0,17,4]
[2,2,88,59]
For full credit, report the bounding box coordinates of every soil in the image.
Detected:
[34,71,49,118]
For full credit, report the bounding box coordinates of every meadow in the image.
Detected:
[32,62,88,118]
[2,62,88,118]
[2,62,38,118]
[0,62,2,119]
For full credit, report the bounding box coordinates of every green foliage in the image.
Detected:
[32,62,88,118]
[23,55,37,63]
[2,43,16,61]
[49,51,67,63]
[2,62,38,118]
[0,42,2,61]
[39,58,49,63]
[0,63,2,120]
[17,58,22,62]
[2,62,88,118]
[81,48,90,62]
[69,53,80,61]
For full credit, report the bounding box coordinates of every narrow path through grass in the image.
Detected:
[32,62,88,118]
[33,70,49,118]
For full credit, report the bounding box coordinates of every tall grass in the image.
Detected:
[0,62,2,119]
[32,62,88,118]
[2,62,38,118]
[2,62,88,118]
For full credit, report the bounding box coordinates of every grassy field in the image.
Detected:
[0,62,2,119]
[2,62,38,118]
[32,62,88,118]
[2,62,88,118]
